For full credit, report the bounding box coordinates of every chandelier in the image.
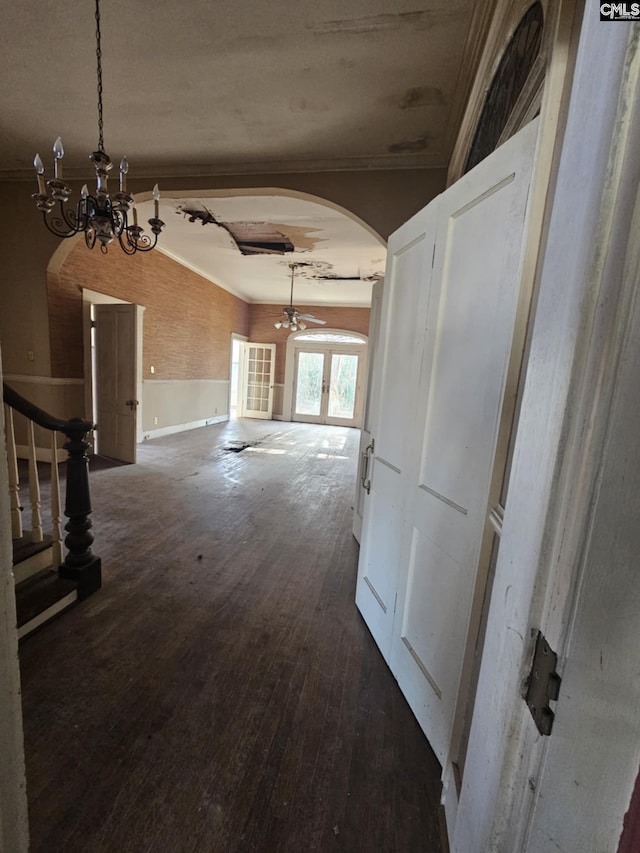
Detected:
[31,0,164,254]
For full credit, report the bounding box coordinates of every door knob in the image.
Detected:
[125,399,139,410]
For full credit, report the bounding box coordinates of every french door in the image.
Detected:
[240,343,276,419]
[292,346,363,427]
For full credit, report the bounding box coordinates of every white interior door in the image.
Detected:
[356,119,538,767]
[94,303,138,463]
[353,281,384,543]
[355,201,439,659]
[241,343,276,419]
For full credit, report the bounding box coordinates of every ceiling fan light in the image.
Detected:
[274,321,282,329]
[291,323,298,332]
[298,321,307,330]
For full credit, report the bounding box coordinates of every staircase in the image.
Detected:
[3,382,101,638]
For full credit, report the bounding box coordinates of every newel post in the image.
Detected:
[58,418,102,599]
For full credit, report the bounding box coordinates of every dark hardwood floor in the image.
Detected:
[19,420,444,853]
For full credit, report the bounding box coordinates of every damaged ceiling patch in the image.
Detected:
[225,222,294,256]
[176,205,294,255]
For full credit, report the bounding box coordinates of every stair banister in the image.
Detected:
[2,382,101,600]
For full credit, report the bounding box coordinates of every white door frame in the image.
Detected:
[455,18,640,853]
[82,289,145,449]
[282,329,368,423]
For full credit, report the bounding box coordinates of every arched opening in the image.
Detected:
[45,187,380,452]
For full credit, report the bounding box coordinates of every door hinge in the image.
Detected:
[525,630,562,736]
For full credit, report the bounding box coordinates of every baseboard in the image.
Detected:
[142,414,228,440]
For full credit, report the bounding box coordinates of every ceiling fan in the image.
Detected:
[274,263,326,330]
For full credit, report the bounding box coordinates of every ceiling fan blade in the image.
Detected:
[298,315,326,325]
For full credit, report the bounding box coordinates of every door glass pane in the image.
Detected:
[328,353,358,419]
[295,352,324,415]
[244,345,273,413]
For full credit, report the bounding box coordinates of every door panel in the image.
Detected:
[294,351,325,417]
[94,303,138,463]
[327,353,358,420]
[388,120,538,766]
[241,343,275,419]
[355,202,439,657]
[356,119,538,772]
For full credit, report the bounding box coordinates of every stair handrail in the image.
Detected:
[2,382,93,434]
[3,382,101,600]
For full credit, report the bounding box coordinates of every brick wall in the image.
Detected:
[49,241,249,380]
[48,243,370,385]
[248,304,371,383]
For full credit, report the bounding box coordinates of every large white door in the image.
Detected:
[356,119,538,765]
[241,343,276,419]
[94,303,138,463]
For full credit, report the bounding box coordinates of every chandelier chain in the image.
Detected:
[95,0,104,153]
[31,0,164,254]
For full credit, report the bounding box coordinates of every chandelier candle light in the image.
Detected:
[31,0,164,254]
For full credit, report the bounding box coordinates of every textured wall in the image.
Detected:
[49,241,249,380]
[248,303,370,383]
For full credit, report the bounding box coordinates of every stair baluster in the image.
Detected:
[27,420,43,544]
[58,419,101,600]
[50,433,63,570]
[4,403,22,539]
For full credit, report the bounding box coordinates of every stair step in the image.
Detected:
[13,533,52,564]
[16,570,78,639]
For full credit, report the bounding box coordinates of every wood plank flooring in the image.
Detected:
[19,420,444,853]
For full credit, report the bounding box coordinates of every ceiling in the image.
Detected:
[1,0,485,306]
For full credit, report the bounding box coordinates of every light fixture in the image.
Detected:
[274,263,326,331]
[31,0,164,254]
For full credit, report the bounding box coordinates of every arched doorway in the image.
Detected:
[283,329,367,428]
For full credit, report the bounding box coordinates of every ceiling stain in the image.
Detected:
[270,224,325,253]
[388,136,430,154]
[289,99,330,114]
[286,259,385,282]
[312,11,431,35]
[400,86,445,109]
